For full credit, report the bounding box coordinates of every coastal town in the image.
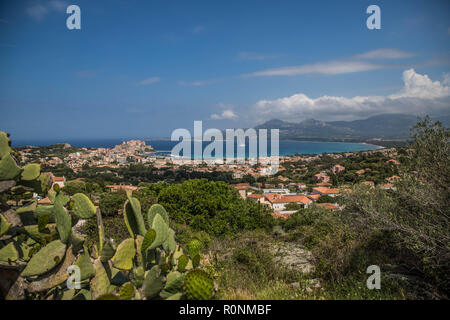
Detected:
[15,139,402,220]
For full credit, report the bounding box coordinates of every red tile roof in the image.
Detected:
[265,194,312,205]
[312,187,339,195]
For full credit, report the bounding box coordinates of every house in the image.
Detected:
[264,194,312,210]
[233,184,250,199]
[262,188,290,194]
[247,194,265,204]
[307,194,321,201]
[313,173,330,183]
[331,164,345,174]
[37,197,52,205]
[52,176,66,189]
[311,187,339,197]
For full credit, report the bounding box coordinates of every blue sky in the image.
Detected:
[0,0,449,140]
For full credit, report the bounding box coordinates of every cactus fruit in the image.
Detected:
[184,269,215,300]
[149,214,169,250]
[192,254,201,268]
[21,163,40,181]
[34,205,55,222]
[53,183,60,193]
[37,214,50,232]
[54,203,71,243]
[147,204,169,226]
[187,238,202,258]
[111,238,136,270]
[21,240,67,277]
[177,254,189,272]
[72,193,96,218]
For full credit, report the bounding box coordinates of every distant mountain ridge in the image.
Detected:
[254,114,450,141]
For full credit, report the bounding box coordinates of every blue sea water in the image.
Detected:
[13,138,381,156]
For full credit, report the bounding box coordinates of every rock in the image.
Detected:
[0,269,26,300]
[270,242,315,274]
[72,219,86,234]
[0,180,15,193]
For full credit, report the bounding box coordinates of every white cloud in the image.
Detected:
[243,60,384,77]
[443,73,450,86]
[178,79,218,86]
[139,77,160,85]
[211,109,238,120]
[26,1,67,21]
[243,48,414,77]
[354,48,414,60]
[252,69,450,122]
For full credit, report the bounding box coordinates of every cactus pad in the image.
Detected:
[149,214,169,250]
[72,193,96,218]
[54,203,71,243]
[184,269,214,300]
[111,238,136,270]
[21,240,66,277]
[21,163,40,181]
[147,204,169,226]
[187,238,202,258]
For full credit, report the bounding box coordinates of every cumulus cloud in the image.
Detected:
[26,1,67,21]
[211,109,238,120]
[252,69,450,122]
[139,77,160,85]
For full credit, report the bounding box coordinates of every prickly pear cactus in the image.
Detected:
[21,240,67,277]
[72,193,96,218]
[184,269,215,300]
[0,132,216,300]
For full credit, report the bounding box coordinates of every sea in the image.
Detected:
[12,138,382,157]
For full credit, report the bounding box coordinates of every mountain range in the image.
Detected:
[254,114,450,142]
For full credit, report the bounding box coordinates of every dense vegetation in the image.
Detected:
[2,117,448,300]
